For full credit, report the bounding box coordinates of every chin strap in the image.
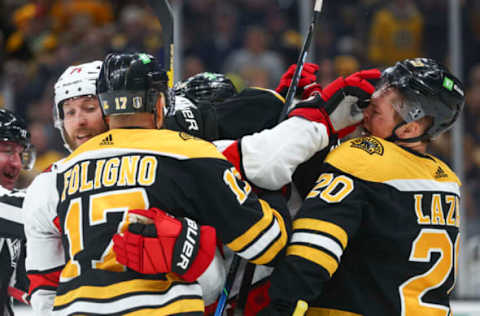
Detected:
[385,121,430,143]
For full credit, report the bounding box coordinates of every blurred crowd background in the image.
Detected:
[1,0,480,298]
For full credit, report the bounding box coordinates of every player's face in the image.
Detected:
[0,141,24,190]
[362,86,403,139]
[63,96,108,150]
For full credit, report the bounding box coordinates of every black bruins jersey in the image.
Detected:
[268,136,460,316]
[31,129,288,315]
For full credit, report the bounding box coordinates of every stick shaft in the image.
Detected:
[278,1,324,121]
[145,0,175,88]
[214,255,242,316]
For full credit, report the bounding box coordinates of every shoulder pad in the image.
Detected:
[61,129,226,168]
[325,136,460,185]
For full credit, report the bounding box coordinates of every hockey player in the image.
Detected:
[24,52,292,315]
[125,66,381,315]
[53,60,108,153]
[27,59,229,314]
[0,109,35,314]
[260,58,465,315]
[26,56,379,314]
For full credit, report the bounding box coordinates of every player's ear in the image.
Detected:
[155,93,165,129]
[396,121,422,139]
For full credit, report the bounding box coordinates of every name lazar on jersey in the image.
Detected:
[61,155,158,201]
[414,193,460,227]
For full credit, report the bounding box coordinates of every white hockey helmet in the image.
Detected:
[53,60,102,151]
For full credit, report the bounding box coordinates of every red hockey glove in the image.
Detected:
[275,63,319,96]
[113,208,217,282]
[288,69,381,138]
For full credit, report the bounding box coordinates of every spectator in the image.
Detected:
[367,0,424,67]
[223,26,285,88]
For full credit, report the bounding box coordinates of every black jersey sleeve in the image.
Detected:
[268,163,368,306]
[182,157,291,266]
[0,190,25,239]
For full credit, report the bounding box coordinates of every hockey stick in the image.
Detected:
[232,261,256,315]
[278,0,325,121]
[145,0,175,88]
[8,286,29,305]
[214,255,242,316]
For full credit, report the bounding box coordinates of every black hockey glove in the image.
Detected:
[164,102,219,141]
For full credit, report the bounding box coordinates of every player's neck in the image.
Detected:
[396,140,427,154]
[108,113,155,129]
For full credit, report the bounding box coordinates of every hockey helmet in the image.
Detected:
[175,72,237,104]
[53,60,103,152]
[381,58,464,140]
[97,52,169,116]
[0,109,35,170]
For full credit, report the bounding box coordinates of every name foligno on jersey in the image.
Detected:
[61,155,158,201]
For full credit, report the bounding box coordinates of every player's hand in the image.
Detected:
[113,207,217,282]
[275,63,319,97]
[164,100,219,141]
[288,69,381,138]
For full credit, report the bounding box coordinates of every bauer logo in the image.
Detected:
[174,217,200,274]
[350,136,384,155]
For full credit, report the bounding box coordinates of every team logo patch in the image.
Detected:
[350,137,384,155]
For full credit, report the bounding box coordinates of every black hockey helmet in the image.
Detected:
[175,72,237,104]
[97,52,169,116]
[0,109,35,169]
[381,57,465,141]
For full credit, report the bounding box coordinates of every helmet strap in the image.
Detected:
[385,121,429,143]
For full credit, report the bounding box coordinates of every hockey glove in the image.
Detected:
[113,208,217,282]
[275,63,319,97]
[164,103,219,141]
[288,69,381,138]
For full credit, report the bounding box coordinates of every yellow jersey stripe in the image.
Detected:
[287,245,339,276]
[293,218,348,249]
[65,129,226,164]
[226,199,274,251]
[251,207,288,264]
[251,87,286,103]
[126,299,204,315]
[54,276,182,305]
[326,137,460,185]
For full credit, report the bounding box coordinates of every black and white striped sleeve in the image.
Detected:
[0,187,25,240]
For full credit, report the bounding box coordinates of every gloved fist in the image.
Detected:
[275,63,319,97]
[164,99,219,141]
[113,207,217,282]
[288,68,381,138]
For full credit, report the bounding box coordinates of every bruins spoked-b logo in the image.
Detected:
[350,136,384,155]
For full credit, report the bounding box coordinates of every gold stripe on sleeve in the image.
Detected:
[250,205,288,264]
[293,218,348,249]
[226,199,274,252]
[126,299,205,315]
[287,245,339,276]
